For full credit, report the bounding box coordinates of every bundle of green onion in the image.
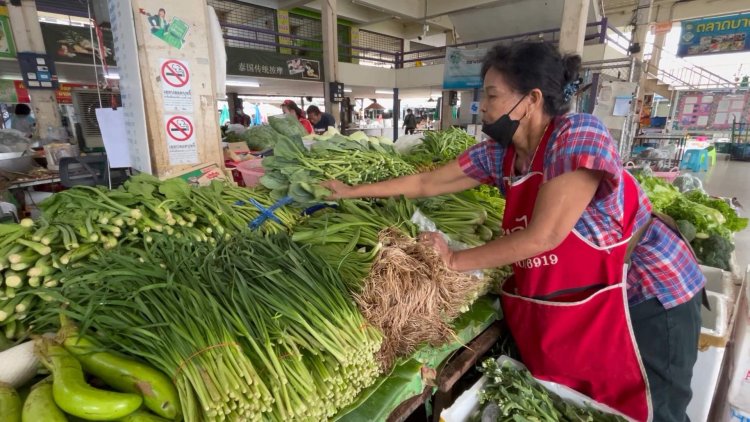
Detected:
[30,233,381,421]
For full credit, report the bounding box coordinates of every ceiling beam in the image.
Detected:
[302,0,390,24]
[277,0,314,10]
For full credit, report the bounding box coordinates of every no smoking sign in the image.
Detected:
[160,59,193,113]
[161,60,190,88]
[164,114,198,165]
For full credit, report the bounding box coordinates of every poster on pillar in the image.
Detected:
[137,6,190,49]
[164,114,199,165]
[443,47,487,89]
[160,59,193,112]
[0,6,16,59]
[227,47,322,81]
[678,12,750,57]
[41,23,116,66]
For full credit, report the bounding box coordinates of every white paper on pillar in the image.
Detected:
[95,108,132,168]
[207,6,226,99]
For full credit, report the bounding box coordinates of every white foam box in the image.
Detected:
[701,265,737,299]
[439,356,632,422]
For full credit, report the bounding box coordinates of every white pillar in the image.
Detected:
[322,0,340,118]
[7,0,61,138]
[559,0,590,55]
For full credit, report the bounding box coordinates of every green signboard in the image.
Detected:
[0,6,16,59]
[227,47,322,81]
[41,22,117,66]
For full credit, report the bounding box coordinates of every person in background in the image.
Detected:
[403,109,417,135]
[282,100,314,134]
[10,104,35,138]
[306,105,336,133]
[233,107,251,127]
[148,8,169,34]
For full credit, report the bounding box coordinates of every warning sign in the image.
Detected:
[160,59,193,112]
[164,114,198,165]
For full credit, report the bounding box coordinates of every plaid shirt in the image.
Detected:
[458,113,705,308]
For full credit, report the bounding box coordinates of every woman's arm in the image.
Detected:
[425,168,603,271]
[323,160,482,200]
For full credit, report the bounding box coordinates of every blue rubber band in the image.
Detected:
[243,196,293,230]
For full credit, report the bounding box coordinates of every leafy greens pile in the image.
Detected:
[261,133,415,203]
[636,174,747,270]
[404,128,477,169]
[473,358,626,422]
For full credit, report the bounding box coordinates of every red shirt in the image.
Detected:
[299,118,314,134]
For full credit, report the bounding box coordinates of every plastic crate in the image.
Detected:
[652,167,680,183]
[715,142,732,154]
[236,159,265,187]
[730,144,750,161]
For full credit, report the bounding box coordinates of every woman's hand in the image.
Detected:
[321,180,353,200]
[419,232,455,270]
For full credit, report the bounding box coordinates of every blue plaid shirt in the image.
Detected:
[458,113,705,308]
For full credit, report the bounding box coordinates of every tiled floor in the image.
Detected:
[691,157,750,272]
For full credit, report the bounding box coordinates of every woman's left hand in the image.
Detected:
[419,232,455,270]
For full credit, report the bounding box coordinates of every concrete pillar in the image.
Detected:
[321,0,340,119]
[647,31,668,77]
[392,88,400,140]
[631,0,654,82]
[559,0,590,55]
[7,0,61,138]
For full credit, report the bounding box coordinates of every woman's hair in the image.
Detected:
[481,42,581,116]
[282,100,305,119]
[14,104,31,116]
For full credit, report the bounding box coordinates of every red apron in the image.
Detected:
[499,123,651,421]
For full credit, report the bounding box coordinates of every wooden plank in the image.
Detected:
[437,321,504,393]
[387,386,431,422]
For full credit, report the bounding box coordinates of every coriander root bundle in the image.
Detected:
[355,228,486,370]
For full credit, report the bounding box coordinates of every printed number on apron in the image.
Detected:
[516,254,559,269]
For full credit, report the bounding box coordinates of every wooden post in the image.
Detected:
[112,0,223,178]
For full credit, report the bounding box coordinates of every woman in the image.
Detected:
[324,42,705,422]
[281,100,314,134]
[10,104,35,138]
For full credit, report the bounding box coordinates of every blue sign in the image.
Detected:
[17,52,59,90]
[678,12,750,57]
[470,101,480,115]
[443,47,486,90]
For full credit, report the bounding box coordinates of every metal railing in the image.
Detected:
[643,42,738,90]
[218,19,619,70]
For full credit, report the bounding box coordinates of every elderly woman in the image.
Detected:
[324,42,705,421]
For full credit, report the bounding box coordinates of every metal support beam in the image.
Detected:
[393,87,400,141]
[321,0,341,120]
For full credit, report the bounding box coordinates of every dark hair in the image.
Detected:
[306,105,321,116]
[406,108,413,113]
[282,100,305,119]
[481,42,581,116]
[14,104,31,116]
[158,8,166,13]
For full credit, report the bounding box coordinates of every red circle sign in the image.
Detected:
[166,116,194,142]
[161,60,189,88]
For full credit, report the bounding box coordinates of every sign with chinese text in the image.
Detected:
[678,13,750,57]
[227,48,322,81]
[443,47,487,89]
[41,22,116,66]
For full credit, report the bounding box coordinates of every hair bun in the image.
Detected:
[562,54,582,84]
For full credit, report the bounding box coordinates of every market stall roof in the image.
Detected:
[365,102,385,111]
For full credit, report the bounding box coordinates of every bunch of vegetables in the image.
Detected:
[404,128,477,169]
[0,334,178,422]
[0,175,301,340]
[261,134,415,203]
[29,233,381,421]
[635,174,747,270]
[418,189,505,246]
[472,358,626,422]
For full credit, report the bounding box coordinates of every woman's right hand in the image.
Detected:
[321,180,353,200]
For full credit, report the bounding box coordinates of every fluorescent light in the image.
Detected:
[104,73,120,80]
[226,80,260,88]
[375,89,393,95]
[344,88,352,93]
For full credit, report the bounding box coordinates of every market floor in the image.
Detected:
[689,157,750,274]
